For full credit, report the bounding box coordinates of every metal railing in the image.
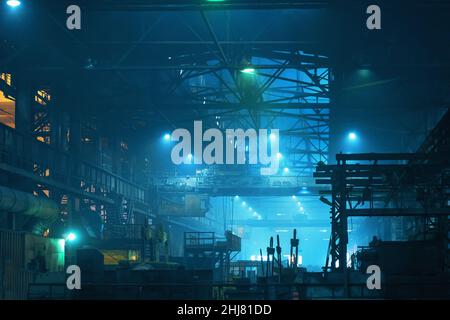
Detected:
[0,123,147,204]
[184,232,216,247]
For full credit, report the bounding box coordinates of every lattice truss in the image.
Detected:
[165,49,330,177]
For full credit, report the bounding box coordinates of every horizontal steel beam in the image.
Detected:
[155,175,323,196]
[233,219,330,228]
[23,64,329,72]
[347,208,450,217]
[125,102,330,110]
[82,40,321,46]
[34,0,330,11]
[0,163,115,205]
[336,153,430,161]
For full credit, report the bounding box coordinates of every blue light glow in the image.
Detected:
[66,232,77,242]
[269,133,276,141]
[6,0,21,7]
[348,132,357,141]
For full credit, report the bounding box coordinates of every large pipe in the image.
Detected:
[0,185,59,221]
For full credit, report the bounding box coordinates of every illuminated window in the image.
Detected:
[34,90,51,106]
[0,73,12,86]
[34,89,52,144]
[0,91,15,128]
[0,73,15,128]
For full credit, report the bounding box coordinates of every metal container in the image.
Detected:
[0,229,26,299]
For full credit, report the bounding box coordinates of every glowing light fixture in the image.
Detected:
[241,68,255,74]
[348,132,357,141]
[66,232,77,242]
[6,0,21,7]
[358,68,371,77]
[163,133,171,141]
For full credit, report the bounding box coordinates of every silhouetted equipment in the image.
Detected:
[354,241,442,276]
[259,248,264,276]
[266,236,275,277]
[276,235,282,274]
[315,152,450,273]
[225,230,241,252]
[290,229,299,269]
[312,110,450,297]
[319,196,333,207]
[183,231,241,281]
[77,248,105,284]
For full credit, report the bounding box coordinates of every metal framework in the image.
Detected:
[315,110,450,277]
[162,45,330,177]
[27,0,330,12]
[184,231,241,281]
[0,1,331,268]
[0,120,149,229]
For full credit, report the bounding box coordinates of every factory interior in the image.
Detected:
[0,0,449,300]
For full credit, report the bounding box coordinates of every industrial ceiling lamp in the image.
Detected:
[348,132,357,141]
[240,68,255,74]
[66,232,77,242]
[6,0,21,7]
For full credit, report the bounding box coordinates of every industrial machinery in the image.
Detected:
[1,0,450,302]
[184,231,241,282]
